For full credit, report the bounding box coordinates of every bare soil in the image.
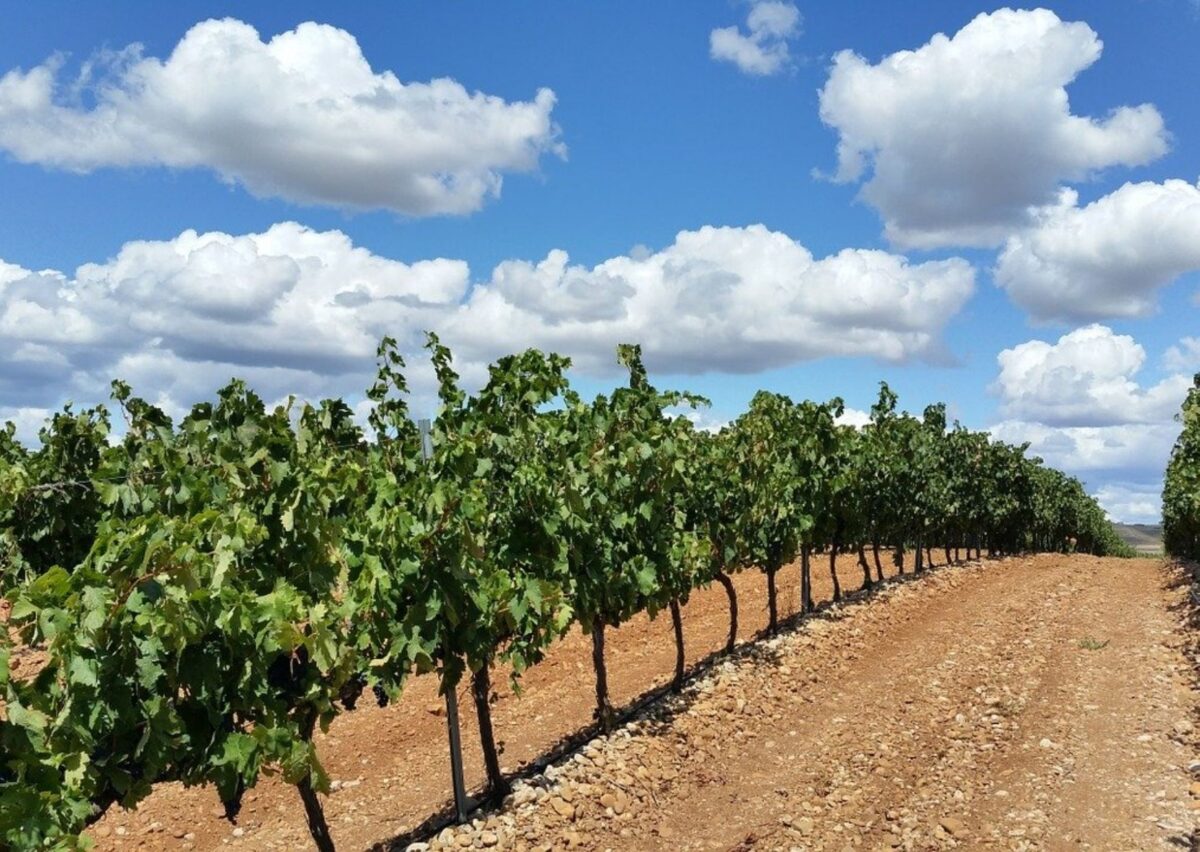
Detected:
[87,553,1198,851]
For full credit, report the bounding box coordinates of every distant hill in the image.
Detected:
[1111,523,1163,553]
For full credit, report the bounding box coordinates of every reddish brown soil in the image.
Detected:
[86,554,1199,851]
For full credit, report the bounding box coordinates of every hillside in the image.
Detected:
[1113,522,1164,553]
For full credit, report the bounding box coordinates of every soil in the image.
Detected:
[86,553,1198,851]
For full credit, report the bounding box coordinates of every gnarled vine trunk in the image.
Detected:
[828,543,842,602]
[591,622,615,732]
[714,570,738,653]
[669,599,685,692]
[800,545,814,613]
[858,544,872,589]
[471,663,509,798]
[295,708,336,852]
[766,562,780,633]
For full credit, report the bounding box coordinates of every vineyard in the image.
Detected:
[1165,375,1200,562]
[0,337,1134,851]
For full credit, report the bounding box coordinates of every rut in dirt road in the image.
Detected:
[429,555,1197,852]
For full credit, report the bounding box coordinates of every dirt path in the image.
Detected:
[89,554,1198,851]
[417,555,1197,852]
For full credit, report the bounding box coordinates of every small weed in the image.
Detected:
[1078,636,1110,651]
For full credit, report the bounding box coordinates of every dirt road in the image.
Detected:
[92,554,1197,851]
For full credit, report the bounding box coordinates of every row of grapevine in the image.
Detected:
[1165,374,1200,560]
[0,338,1129,850]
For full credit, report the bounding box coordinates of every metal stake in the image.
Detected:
[418,418,471,824]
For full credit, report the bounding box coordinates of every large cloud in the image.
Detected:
[0,222,974,436]
[995,181,1200,321]
[0,19,562,214]
[989,326,1190,522]
[0,223,469,415]
[992,325,1190,426]
[441,224,975,374]
[990,420,1179,481]
[710,1,801,76]
[818,8,1168,248]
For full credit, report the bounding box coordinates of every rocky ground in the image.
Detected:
[408,556,1197,852]
[90,554,1198,851]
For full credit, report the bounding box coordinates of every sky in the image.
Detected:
[0,1,1198,524]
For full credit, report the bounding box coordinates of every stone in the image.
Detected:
[939,817,966,836]
[548,796,575,818]
[480,831,499,847]
[796,816,814,836]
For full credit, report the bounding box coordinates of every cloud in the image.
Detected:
[990,419,1179,481]
[440,224,976,374]
[992,325,1190,426]
[1091,482,1164,526]
[995,181,1200,321]
[989,325,1190,523]
[818,8,1168,248]
[0,222,975,440]
[836,406,872,429]
[1164,337,1200,373]
[0,222,469,421]
[0,406,54,442]
[710,1,801,76]
[0,19,563,215]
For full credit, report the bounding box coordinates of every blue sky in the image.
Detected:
[1,1,1198,522]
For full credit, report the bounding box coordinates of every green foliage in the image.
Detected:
[0,338,1133,849]
[1165,375,1200,560]
[0,407,111,592]
[415,333,576,685]
[561,345,704,632]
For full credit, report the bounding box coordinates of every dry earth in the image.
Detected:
[88,553,1198,851]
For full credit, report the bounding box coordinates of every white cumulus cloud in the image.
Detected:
[991,420,1179,481]
[0,223,975,439]
[0,222,469,417]
[1091,482,1165,526]
[989,325,1190,523]
[992,325,1190,427]
[710,1,801,76]
[0,19,563,215]
[440,224,976,374]
[818,7,1168,248]
[996,180,1200,322]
